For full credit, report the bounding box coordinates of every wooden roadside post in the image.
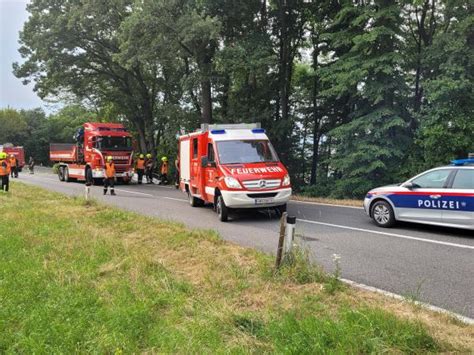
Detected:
[275,212,287,270]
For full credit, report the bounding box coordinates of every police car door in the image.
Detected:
[442,168,474,228]
[398,169,454,223]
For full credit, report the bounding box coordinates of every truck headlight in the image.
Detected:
[282,174,290,186]
[224,176,242,189]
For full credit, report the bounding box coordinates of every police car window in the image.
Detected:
[411,169,452,188]
[452,170,474,189]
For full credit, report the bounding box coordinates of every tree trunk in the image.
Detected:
[199,54,213,124]
[310,35,321,186]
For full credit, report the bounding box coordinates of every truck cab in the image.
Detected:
[179,124,292,221]
[50,122,134,183]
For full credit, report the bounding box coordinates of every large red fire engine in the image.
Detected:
[0,145,25,171]
[179,124,292,221]
[50,122,134,184]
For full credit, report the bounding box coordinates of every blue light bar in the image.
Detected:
[252,128,266,134]
[451,158,474,166]
[211,129,226,134]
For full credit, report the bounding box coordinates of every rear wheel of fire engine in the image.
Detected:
[58,166,65,181]
[64,167,70,182]
[371,200,396,228]
[188,191,204,207]
[216,195,229,222]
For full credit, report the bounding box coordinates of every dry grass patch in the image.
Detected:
[292,194,363,207]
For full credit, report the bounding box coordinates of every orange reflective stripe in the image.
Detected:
[0,160,7,176]
[161,162,169,174]
[136,159,145,169]
[105,162,115,178]
[9,158,17,167]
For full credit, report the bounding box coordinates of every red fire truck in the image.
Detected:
[50,122,134,184]
[179,124,292,221]
[0,145,25,171]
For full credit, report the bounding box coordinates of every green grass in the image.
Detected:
[0,183,470,352]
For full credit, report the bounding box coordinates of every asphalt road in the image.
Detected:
[15,168,474,318]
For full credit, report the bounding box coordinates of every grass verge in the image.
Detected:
[0,183,472,352]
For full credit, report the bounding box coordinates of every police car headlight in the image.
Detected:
[282,174,290,186]
[224,176,242,189]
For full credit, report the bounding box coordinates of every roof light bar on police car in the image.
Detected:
[251,128,266,134]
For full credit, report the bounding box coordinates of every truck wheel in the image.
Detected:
[188,191,203,207]
[216,195,229,222]
[64,167,70,182]
[85,168,93,185]
[371,200,396,228]
[276,204,287,216]
[58,166,65,181]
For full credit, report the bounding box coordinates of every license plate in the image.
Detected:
[255,198,275,205]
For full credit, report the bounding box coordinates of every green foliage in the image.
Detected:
[10,0,474,198]
[0,108,28,144]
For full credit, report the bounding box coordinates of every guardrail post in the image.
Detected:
[284,215,296,255]
[275,212,287,270]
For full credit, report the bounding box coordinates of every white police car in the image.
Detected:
[364,159,474,230]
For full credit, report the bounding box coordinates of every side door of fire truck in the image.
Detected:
[202,141,218,203]
[190,136,201,197]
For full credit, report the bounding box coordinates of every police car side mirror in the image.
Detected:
[403,182,416,190]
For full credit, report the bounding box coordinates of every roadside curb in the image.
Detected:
[341,278,474,325]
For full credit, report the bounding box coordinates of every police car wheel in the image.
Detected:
[371,201,396,227]
[216,195,229,222]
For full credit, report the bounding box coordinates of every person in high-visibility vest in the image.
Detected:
[9,154,18,178]
[145,153,154,184]
[135,154,146,184]
[0,152,11,192]
[160,156,169,185]
[103,156,116,195]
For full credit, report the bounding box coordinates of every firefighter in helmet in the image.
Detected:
[145,153,154,184]
[104,156,116,195]
[160,156,169,185]
[0,152,11,192]
[9,154,18,178]
[135,153,146,184]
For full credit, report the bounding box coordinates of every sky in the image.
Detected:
[0,0,47,110]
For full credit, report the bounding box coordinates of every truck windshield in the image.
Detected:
[95,136,132,151]
[216,140,278,164]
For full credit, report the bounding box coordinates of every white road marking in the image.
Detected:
[298,218,474,250]
[163,197,187,202]
[341,278,474,325]
[291,199,363,209]
[114,188,153,197]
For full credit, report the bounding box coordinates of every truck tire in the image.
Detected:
[216,195,229,222]
[64,166,70,182]
[58,166,65,181]
[188,191,204,207]
[276,204,287,216]
[85,167,93,185]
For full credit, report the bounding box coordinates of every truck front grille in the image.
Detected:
[247,193,278,198]
[242,179,281,190]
